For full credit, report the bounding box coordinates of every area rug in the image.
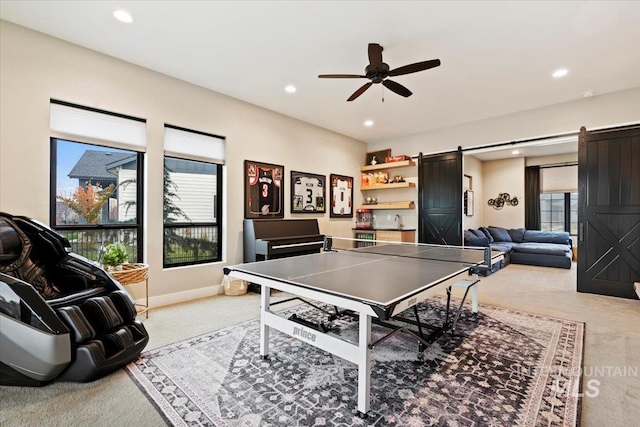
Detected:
[126,297,584,426]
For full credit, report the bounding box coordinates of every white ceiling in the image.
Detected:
[1,1,639,149]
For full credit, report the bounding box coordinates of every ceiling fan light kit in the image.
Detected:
[318,43,441,101]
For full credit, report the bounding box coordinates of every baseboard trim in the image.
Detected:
[138,284,224,310]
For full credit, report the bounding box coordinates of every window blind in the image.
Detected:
[542,166,578,193]
[164,125,225,164]
[50,101,146,151]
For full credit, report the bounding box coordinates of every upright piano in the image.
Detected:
[243,218,324,263]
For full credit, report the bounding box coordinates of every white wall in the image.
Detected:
[482,157,525,228]
[0,21,366,306]
[367,79,638,234]
[368,87,640,156]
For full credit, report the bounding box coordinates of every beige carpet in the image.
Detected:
[1,263,638,426]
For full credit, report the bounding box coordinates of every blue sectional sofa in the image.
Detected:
[464,226,573,270]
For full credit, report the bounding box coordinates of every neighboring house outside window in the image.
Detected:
[540,192,578,235]
[163,156,222,267]
[51,138,144,264]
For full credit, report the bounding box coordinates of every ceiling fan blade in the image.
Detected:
[347,82,373,101]
[382,79,412,97]
[318,74,367,78]
[388,59,441,77]
[368,43,383,67]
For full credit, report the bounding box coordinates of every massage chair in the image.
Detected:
[0,212,149,386]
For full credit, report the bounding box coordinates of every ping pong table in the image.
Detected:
[224,238,503,417]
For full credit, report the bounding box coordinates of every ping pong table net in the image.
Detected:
[323,236,493,268]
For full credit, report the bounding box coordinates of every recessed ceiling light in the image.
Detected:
[583,90,595,98]
[113,9,134,24]
[364,120,374,127]
[285,85,296,93]
[552,68,568,78]
[512,150,520,155]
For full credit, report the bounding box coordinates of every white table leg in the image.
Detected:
[260,286,271,357]
[470,272,478,313]
[357,311,372,416]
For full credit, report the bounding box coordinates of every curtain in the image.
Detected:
[525,166,541,230]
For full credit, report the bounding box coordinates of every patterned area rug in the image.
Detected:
[126,297,584,426]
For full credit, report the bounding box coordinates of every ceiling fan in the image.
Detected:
[318,43,441,101]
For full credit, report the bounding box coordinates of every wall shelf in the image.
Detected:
[359,201,415,210]
[360,160,416,172]
[360,160,417,215]
[361,182,415,191]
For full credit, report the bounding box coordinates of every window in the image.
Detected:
[51,139,144,263]
[163,125,225,267]
[540,192,577,234]
[49,100,145,265]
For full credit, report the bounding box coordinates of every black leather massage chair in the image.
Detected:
[0,212,149,386]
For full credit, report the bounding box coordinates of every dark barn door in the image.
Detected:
[418,151,463,245]
[577,126,640,299]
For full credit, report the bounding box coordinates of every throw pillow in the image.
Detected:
[468,229,486,239]
[488,226,512,242]
[508,228,526,243]
[464,230,489,247]
[478,227,494,243]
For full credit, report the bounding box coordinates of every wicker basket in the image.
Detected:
[223,275,248,296]
[108,263,149,286]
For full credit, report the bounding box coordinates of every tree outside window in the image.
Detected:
[51,139,143,263]
[163,156,222,267]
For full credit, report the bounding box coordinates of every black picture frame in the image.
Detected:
[329,174,354,218]
[290,171,326,214]
[464,190,474,216]
[244,160,284,219]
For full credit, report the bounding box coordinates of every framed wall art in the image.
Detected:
[464,190,474,216]
[463,174,472,191]
[329,174,354,218]
[244,160,284,218]
[290,171,326,214]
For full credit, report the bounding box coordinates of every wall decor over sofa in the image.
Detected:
[487,193,519,209]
